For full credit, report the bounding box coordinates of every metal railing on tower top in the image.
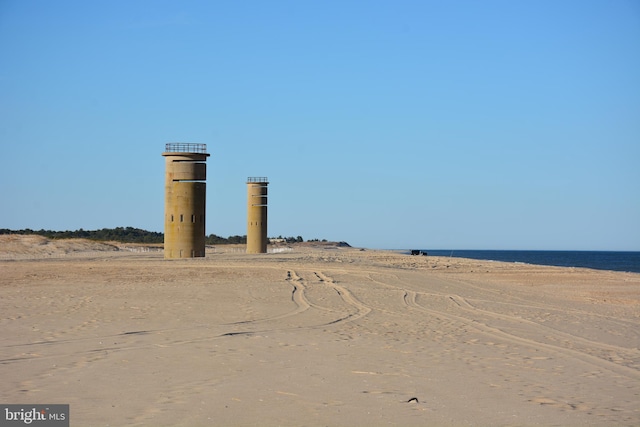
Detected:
[247,177,269,183]
[165,143,208,153]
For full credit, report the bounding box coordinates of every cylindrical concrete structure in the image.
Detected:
[247,177,269,254]
[162,143,210,259]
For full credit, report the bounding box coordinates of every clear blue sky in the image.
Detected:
[1,0,638,250]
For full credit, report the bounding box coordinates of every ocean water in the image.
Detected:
[411,250,640,273]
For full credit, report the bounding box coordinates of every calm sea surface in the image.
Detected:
[412,250,640,273]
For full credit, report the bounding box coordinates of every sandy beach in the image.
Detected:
[1,235,639,426]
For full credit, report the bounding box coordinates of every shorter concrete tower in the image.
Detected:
[246,177,268,254]
[162,143,210,259]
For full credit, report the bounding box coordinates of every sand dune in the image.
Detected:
[0,235,120,258]
[1,237,639,426]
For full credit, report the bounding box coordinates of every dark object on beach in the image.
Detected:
[411,250,428,256]
[337,241,351,247]
[407,397,419,403]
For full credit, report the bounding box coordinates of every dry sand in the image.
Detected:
[1,236,639,426]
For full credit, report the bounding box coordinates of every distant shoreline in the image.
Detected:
[402,249,640,274]
[2,234,638,273]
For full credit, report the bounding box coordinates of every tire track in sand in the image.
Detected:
[446,294,640,372]
[313,271,371,325]
[1,270,316,366]
[364,271,640,376]
[219,269,371,333]
[225,270,311,326]
[403,290,640,380]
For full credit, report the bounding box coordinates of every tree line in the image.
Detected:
[0,228,317,245]
[0,227,164,243]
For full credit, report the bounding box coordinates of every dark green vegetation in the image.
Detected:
[0,228,320,245]
[1,227,164,243]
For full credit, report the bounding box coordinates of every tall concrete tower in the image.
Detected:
[162,143,210,259]
[246,177,269,254]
